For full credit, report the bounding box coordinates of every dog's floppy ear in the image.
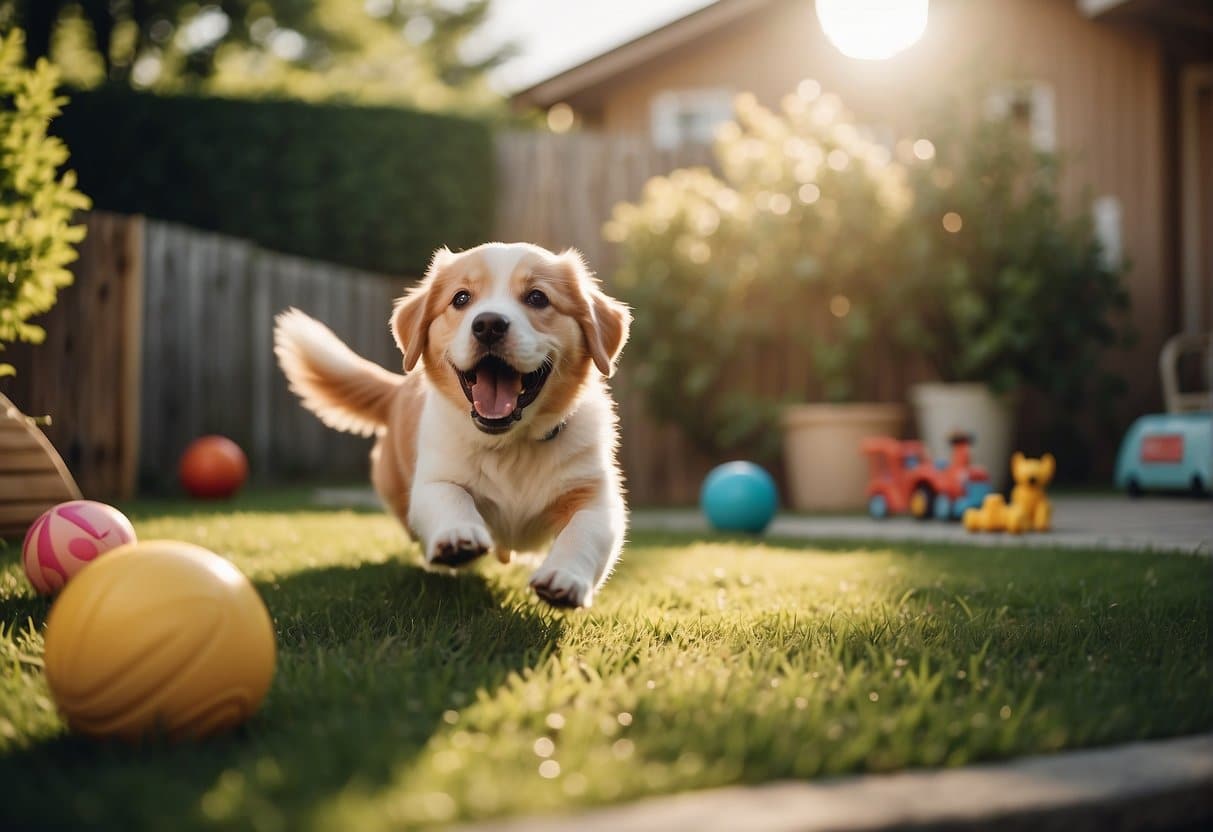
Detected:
[391,248,452,371]
[1040,453,1055,483]
[561,249,631,377]
[1011,451,1025,482]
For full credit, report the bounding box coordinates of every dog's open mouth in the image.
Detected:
[455,355,552,434]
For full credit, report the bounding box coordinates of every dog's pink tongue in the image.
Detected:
[472,368,521,419]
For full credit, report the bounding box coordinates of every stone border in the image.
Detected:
[459,734,1213,832]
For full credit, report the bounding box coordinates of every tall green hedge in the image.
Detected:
[51,89,494,275]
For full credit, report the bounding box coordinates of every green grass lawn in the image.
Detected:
[1,492,1210,831]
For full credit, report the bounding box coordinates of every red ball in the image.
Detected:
[179,436,248,499]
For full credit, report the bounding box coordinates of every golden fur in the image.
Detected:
[274,243,631,607]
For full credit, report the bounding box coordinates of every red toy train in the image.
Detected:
[861,433,992,521]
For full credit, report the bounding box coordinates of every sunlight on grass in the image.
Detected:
[1,496,1209,831]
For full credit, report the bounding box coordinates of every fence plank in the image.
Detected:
[250,251,274,479]
[120,220,399,489]
[3,212,144,500]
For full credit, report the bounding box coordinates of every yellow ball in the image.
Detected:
[43,540,276,742]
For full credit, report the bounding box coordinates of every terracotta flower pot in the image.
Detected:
[781,403,906,511]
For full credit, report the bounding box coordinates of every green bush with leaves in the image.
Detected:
[895,108,1132,412]
[51,87,493,275]
[0,30,90,377]
[606,90,909,456]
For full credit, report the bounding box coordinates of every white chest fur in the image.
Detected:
[414,386,616,553]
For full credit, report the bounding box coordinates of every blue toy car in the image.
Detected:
[1114,412,1211,496]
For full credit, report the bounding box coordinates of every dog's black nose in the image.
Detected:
[472,312,510,345]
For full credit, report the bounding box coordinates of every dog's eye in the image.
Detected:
[452,290,471,309]
[525,289,549,309]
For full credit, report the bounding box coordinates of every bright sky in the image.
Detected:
[473,0,717,93]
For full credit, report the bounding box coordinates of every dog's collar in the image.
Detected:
[540,421,567,442]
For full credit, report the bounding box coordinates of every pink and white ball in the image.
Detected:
[22,500,137,595]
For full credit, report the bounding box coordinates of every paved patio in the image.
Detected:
[314,489,1210,555]
[632,496,1211,555]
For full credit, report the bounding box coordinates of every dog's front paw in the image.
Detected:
[530,566,594,608]
[427,525,492,567]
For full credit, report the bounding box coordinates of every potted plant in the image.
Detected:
[894,106,1132,489]
[606,89,909,510]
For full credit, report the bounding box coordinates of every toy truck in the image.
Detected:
[862,433,992,521]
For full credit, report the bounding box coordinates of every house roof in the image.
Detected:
[509,0,778,109]
[512,0,1213,111]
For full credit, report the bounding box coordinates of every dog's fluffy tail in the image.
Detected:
[273,308,404,437]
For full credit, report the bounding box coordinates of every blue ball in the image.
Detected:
[700,462,779,533]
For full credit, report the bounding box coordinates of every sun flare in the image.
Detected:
[815,0,929,61]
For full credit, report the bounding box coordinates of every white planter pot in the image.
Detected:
[781,403,906,511]
[911,383,1015,491]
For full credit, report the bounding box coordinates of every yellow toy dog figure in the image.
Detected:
[963,493,1009,532]
[1006,452,1054,532]
[963,453,1055,534]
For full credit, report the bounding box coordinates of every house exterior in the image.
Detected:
[511,0,1213,418]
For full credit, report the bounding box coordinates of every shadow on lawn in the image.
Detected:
[0,558,565,831]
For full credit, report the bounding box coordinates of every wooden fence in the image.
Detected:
[4,213,402,498]
[3,214,144,499]
[494,132,726,502]
[2,131,920,505]
[492,131,928,502]
[493,131,714,278]
[137,221,402,491]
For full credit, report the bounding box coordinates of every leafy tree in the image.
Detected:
[2,1,511,110]
[0,30,90,376]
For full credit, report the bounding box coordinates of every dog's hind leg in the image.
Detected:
[371,439,415,538]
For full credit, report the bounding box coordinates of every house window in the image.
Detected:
[985,82,1056,152]
[651,89,734,149]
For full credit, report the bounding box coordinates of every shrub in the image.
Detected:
[0,30,90,377]
[606,90,909,456]
[51,88,494,275]
[895,109,1133,412]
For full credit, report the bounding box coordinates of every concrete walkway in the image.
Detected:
[459,734,1213,832]
[633,496,1212,555]
[313,489,1211,554]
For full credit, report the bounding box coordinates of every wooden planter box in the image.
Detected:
[0,393,81,538]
